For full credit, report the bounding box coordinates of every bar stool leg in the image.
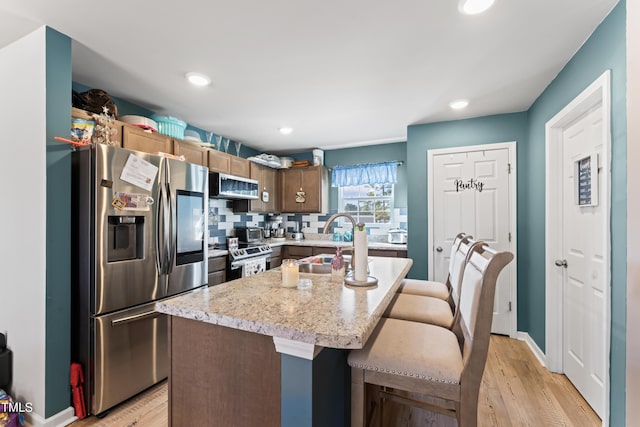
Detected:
[351,368,366,427]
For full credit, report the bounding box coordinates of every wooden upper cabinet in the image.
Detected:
[249,163,264,212]
[122,125,172,154]
[230,156,250,178]
[279,166,328,213]
[248,163,279,213]
[262,166,278,212]
[173,139,207,167]
[208,150,249,177]
[208,150,231,174]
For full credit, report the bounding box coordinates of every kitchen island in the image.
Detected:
[156,256,412,427]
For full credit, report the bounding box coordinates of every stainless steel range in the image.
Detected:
[227,244,272,279]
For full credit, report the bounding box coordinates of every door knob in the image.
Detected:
[436,246,443,252]
[554,259,568,268]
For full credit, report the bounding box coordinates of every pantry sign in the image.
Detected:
[454,178,484,192]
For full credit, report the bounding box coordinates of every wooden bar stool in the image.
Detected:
[396,232,468,300]
[383,238,483,328]
[349,245,513,427]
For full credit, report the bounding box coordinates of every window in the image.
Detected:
[339,183,394,224]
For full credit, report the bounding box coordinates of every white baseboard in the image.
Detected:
[517,331,547,368]
[24,407,76,427]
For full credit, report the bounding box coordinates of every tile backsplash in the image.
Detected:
[285,208,407,243]
[207,198,407,245]
[207,198,267,245]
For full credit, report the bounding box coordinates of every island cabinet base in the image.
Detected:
[168,317,281,427]
[168,316,352,427]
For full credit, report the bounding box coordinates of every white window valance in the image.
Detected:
[331,161,398,187]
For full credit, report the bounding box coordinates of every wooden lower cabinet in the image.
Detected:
[169,317,280,427]
[281,245,313,260]
[281,245,406,260]
[312,246,337,256]
[369,249,407,258]
[269,246,282,269]
[207,255,226,286]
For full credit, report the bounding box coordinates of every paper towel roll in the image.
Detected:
[354,230,368,282]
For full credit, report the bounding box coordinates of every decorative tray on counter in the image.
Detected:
[344,273,378,288]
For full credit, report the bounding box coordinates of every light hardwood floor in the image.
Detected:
[71,335,600,427]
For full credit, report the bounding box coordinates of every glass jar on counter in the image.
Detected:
[281,259,299,288]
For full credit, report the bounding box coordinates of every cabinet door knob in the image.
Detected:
[554,259,568,268]
[436,246,443,252]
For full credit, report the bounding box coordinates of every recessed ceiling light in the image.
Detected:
[279,127,293,135]
[449,99,469,110]
[458,0,495,15]
[185,72,211,87]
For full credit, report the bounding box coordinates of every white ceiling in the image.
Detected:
[0,0,618,154]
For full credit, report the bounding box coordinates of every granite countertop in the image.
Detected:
[156,256,412,349]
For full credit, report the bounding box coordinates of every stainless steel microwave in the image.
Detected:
[209,172,259,200]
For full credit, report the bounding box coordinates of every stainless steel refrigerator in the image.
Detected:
[71,144,208,415]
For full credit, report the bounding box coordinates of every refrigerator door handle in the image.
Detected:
[157,164,171,276]
[155,182,165,274]
[167,182,176,274]
[163,182,172,274]
[156,184,169,274]
[110,310,162,326]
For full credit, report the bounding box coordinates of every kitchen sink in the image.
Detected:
[298,263,332,274]
[273,253,355,274]
[273,262,338,274]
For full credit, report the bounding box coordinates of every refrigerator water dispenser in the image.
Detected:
[107,216,144,262]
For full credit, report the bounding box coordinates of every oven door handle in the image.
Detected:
[230,256,270,270]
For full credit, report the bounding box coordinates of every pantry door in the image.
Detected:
[427,142,516,336]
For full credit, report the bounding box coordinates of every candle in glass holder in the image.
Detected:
[281,259,299,288]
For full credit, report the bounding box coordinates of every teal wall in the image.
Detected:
[406,2,626,425]
[45,27,72,417]
[525,2,626,425]
[406,112,528,280]
[324,142,407,211]
[281,349,350,427]
[72,81,155,117]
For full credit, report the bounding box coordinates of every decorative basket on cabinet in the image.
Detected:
[151,115,187,139]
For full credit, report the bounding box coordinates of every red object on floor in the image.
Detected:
[70,363,86,419]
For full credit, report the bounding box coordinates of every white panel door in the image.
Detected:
[561,105,605,417]
[432,147,512,335]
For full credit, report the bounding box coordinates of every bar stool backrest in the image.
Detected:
[456,245,514,391]
[450,237,484,313]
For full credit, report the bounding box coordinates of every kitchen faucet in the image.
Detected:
[322,213,357,271]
